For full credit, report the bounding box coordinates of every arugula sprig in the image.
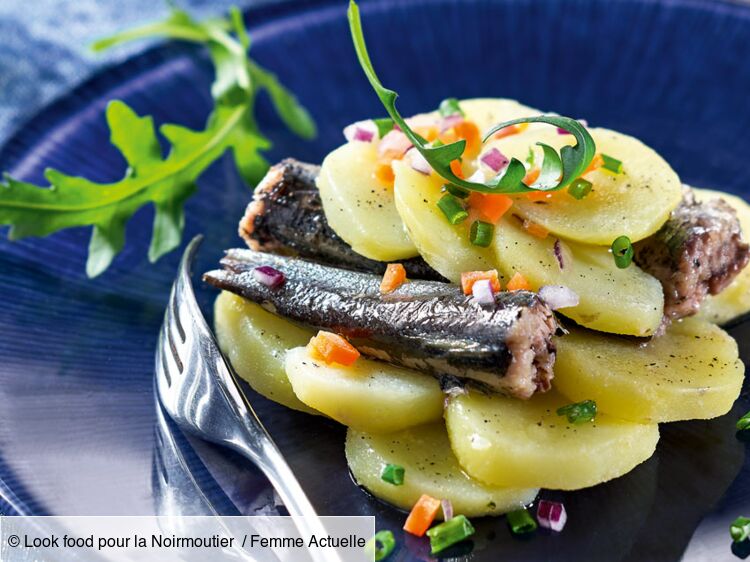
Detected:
[0,6,315,277]
[347,0,595,194]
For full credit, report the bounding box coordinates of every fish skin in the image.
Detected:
[238,159,446,281]
[204,249,557,399]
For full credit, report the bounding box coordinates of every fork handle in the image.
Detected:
[230,436,347,562]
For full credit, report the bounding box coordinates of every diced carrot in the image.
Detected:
[413,125,439,142]
[584,153,604,174]
[374,161,395,186]
[460,270,502,295]
[523,167,540,185]
[450,159,464,179]
[380,263,407,294]
[468,192,513,224]
[506,272,531,292]
[438,129,458,145]
[308,331,360,366]
[523,219,549,239]
[453,120,481,158]
[493,122,529,139]
[403,494,442,537]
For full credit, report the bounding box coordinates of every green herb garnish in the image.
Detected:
[373,117,395,138]
[611,235,634,269]
[567,178,593,200]
[443,184,470,199]
[426,514,475,554]
[737,411,750,431]
[0,6,314,277]
[526,146,536,168]
[470,220,494,247]
[732,517,750,543]
[347,0,595,195]
[438,194,469,225]
[601,153,623,174]
[381,463,405,486]
[439,97,464,117]
[556,400,597,424]
[366,530,396,561]
[507,508,537,535]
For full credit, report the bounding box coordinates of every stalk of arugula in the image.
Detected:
[347,0,595,194]
[0,6,315,277]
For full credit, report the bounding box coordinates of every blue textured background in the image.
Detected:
[0,0,252,142]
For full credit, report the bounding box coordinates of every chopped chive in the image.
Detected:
[437,194,468,225]
[438,97,464,117]
[373,118,395,138]
[470,220,494,247]
[611,235,634,269]
[600,153,623,174]
[556,400,597,424]
[426,514,475,554]
[443,183,469,199]
[732,517,750,543]
[432,139,444,148]
[567,178,593,200]
[366,530,396,561]
[381,463,405,486]
[737,411,750,431]
[507,508,537,535]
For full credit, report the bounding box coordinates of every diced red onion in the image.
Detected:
[471,279,496,306]
[378,129,412,159]
[480,148,510,173]
[343,120,377,143]
[537,500,567,532]
[407,147,432,175]
[406,114,438,129]
[467,168,485,183]
[441,499,454,521]
[538,285,579,310]
[552,239,573,271]
[440,114,464,133]
[253,265,286,289]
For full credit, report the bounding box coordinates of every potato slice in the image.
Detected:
[284,347,443,433]
[213,292,318,414]
[317,141,417,261]
[346,423,538,517]
[492,128,682,244]
[694,188,750,324]
[455,98,542,135]
[493,218,664,336]
[445,390,659,490]
[393,160,497,282]
[554,318,744,423]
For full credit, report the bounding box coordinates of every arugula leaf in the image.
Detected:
[347,0,595,194]
[1,6,315,277]
[373,118,395,138]
[438,98,464,117]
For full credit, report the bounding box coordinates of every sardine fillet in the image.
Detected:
[204,249,557,399]
[635,186,750,320]
[239,158,445,281]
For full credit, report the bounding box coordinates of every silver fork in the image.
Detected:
[155,235,343,562]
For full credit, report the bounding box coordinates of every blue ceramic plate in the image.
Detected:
[2,0,750,559]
